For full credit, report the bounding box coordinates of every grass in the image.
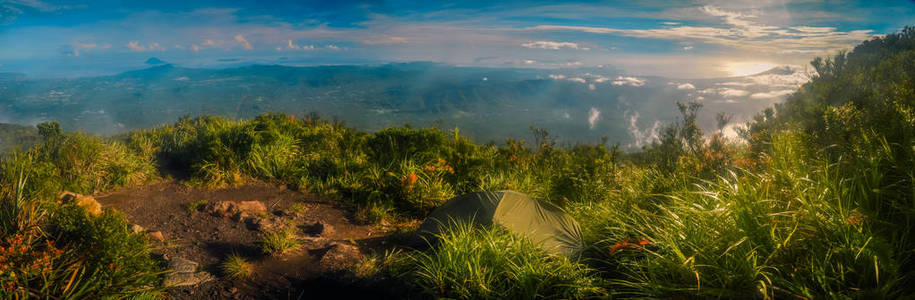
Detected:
[185,199,207,213]
[385,221,604,299]
[260,228,300,255]
[221,254,254,279]
[289,202,306,214]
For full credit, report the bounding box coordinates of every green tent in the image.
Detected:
[417,190,584,257]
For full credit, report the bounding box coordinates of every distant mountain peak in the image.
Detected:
[754,65,802,76]
[145,57,167,65]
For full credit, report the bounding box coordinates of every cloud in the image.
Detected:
[362,36,408,45]
[610,76,645,86]
[682,46,694,50]
[529,6,879,57]
[627,111,661,148]
[326,44,340,50]
[719,88,749,97]
[749,89,795,99]
[126,41,146,51]
[234,34,252,50]
[567,77,586,83]
[676,83,695,90]
[202,39,216,46]
[548,74,565,80]
[191,44,200,52]
[588,107,600,129]
[521,41,584,50]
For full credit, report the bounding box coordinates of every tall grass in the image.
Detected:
[386,222,604,299]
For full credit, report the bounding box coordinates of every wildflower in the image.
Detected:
[609,238,651,255]
[288,114,295,120]
[408,172,418,185]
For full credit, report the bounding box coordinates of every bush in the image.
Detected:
[260,229,299,255]
[386,222,604,299]
[221,254,254,279]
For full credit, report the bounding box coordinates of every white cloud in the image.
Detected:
[548,74,566,80]
[750,89,795,99]
[682,46,694,50]
[529,6,879,57]
[627,111,661,148]
[191,44,199,52]
[610,76,645,86]
[521,40,583,50]
[588,107,600,129]
[567,77,586,83]
[588,83,596,90]
[326,44,340,50]
[287,39,299,49]
[234,34,252,50]
[719,88,749,97]
[676,83,695,90]
[126,41,146,51]
[362,36,408,45]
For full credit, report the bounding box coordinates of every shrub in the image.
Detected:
[387,222,604,299]
[221,254,254,279]
[260,229,300,255]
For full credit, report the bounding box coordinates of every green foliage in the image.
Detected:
[221,254,253,279]
[260,229,299,255]
[0,123,40,155]
[386,222,604,299]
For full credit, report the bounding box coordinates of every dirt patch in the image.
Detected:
[95,180,405,299]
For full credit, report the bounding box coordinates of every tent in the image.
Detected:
[417,190,584,257]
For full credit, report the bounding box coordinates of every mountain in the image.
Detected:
[145,57,167,65]
[0,63,809,147]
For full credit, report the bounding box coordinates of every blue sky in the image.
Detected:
[0,0,912,78]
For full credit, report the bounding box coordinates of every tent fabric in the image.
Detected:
[417,190,584,257]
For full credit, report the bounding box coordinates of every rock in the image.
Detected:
[231,212,250,222]
[131,224,145,234]
[247,216,285,232]
[164,257,215,287]
[59,191,102,216]
[319,242,362,270]
[164,271,215,287]
[147,231,165,242]
[207,201,238,218]
[207,200,267,219]
[237,201,267,214]
[304,221,334,237]
[168,257,198,273]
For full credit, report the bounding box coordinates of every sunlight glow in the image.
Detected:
[722,62,777,77]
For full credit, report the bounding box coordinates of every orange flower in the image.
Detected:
[609,238,651,255]
[288,114,295,120]
[408,172,418,185]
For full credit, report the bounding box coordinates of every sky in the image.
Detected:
[0,0,913,78]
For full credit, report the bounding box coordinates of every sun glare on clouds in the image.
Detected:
[722,62,777,77]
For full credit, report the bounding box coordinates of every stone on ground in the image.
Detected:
[59,191,103,216]
[207,200,267,218]
[164,257,215,287]
[147,231,165,241]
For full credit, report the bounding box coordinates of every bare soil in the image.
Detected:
[95,180,409,299]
